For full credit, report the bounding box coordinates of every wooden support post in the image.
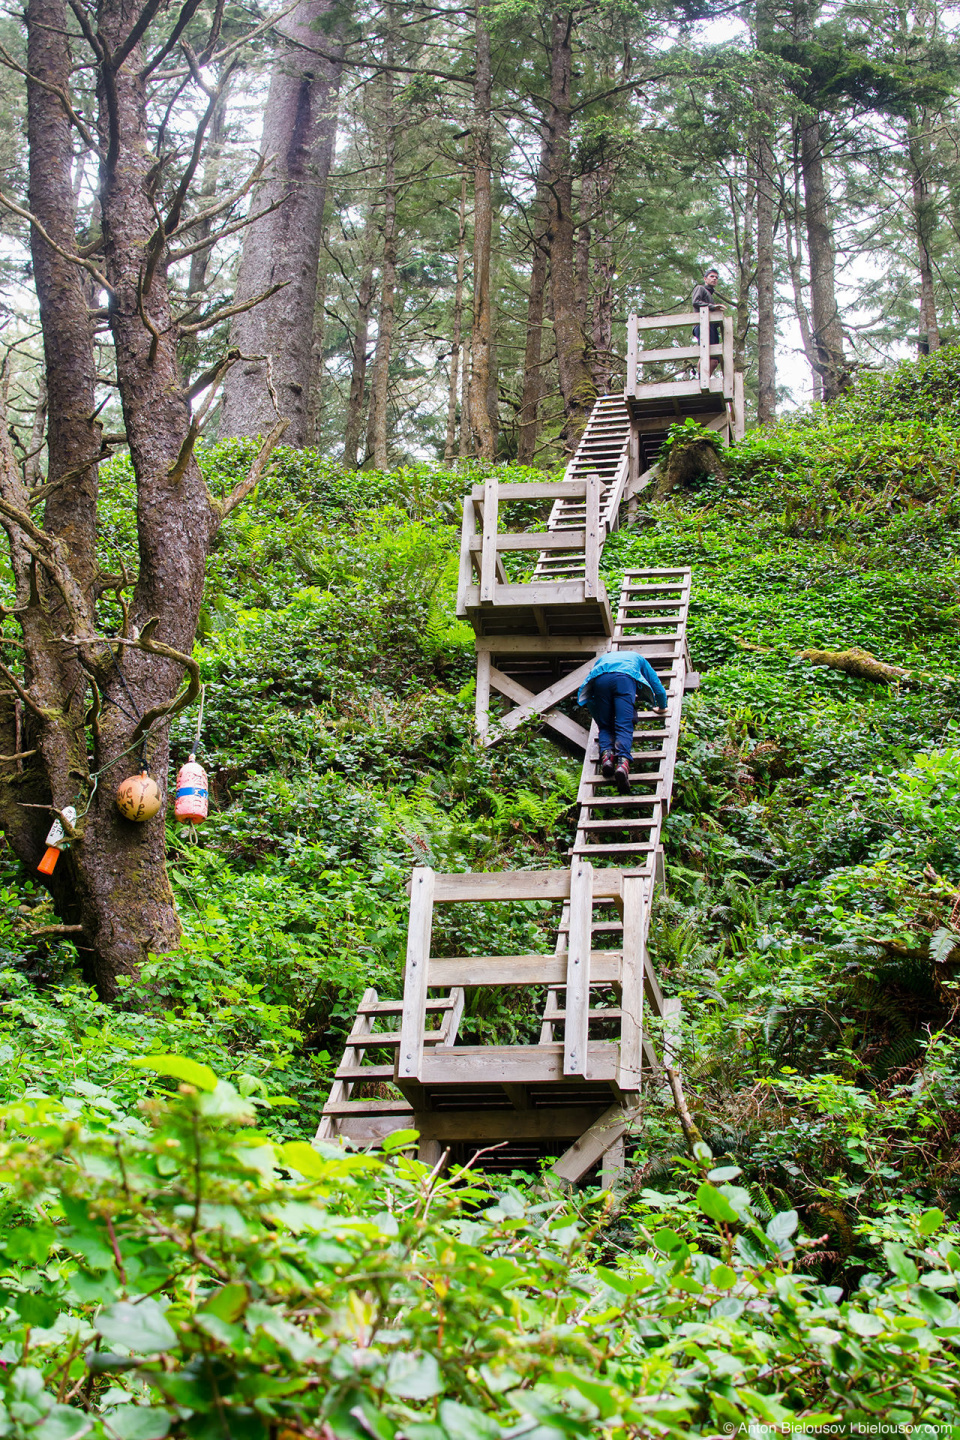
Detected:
[398,867,436,1082]
[456,496,476,616]
[475,647,491,740]
[722,314,734,398]
[479,476,498,603]
[618,875,645,1090]
[601,1136,625,1190]
[417,1137,444,1167]
[584,473,600,599]
[564,860,593,1077]
[626,314,638,393]
[552,1101,635,1183]
[698,306,711,391]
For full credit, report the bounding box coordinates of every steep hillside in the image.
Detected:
[3,352,960,1269]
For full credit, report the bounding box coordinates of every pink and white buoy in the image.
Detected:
[174,755,208,824]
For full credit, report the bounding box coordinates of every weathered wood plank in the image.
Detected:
[468,531,586,553]
[485,666,591,751]
[456,496,477,616]
[552,1101,637,1182]
[698,306,711,390]
[416,1106,606,1143]
[475,647,491,741]
[564,860,593,1077]
[490,657,597,734]
[398,868,435,1081]
[471,480,588,501]
[418,1041,619,1085]
[474,635,608,654]
[584,474,601,598]
[618,876,645,1089]
[480,477,498,603]
[426,951,622,988]
[425,869,623,903]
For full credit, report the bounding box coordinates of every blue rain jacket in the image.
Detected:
[578,652,669,712]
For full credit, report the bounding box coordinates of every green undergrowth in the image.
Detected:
[2,351,960,1431]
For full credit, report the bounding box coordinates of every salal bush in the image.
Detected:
[0,1061,956,1439]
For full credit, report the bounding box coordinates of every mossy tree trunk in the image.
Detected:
[1,0,284,999]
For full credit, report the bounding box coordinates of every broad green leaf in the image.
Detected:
[279,1141,330,1179]
[103,1409,172,1440]
[381,1129,420,1153]
[696,1183,738,1224]
[199,1283,248,1323]
[913,1288,957,1325]
[711,1264,737,1290]
[765,1209,798,1244]
[595,1265,636,1294]
[95,1299,177,1354]
[708,1166,742,1183]
[386,1352,443,1400]
[131,1055,217,1092]
[919,1208,946,1237]
[437,1400,500,1438]
[4,1226,56,1264]
[884,1241,919,1284]
[15,1292,61,1328]
[35,1407,93,1440]
[652,1227,685,1254]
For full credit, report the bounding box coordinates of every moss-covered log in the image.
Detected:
[799,646,913,685]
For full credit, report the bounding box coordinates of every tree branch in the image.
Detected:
[0,190,113,294]
[177,281,288,335]
[216,417,289,522]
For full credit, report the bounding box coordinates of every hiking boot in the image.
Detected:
[600,750,615,779]
[615,759,631,794]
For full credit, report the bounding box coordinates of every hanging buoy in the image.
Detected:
[116,771,162,821]
[175,754,208,824]
[38,806,77,875]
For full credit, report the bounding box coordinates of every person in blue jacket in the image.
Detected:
[578,652,669,793]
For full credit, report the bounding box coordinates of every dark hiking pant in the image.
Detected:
[591,671,637,760]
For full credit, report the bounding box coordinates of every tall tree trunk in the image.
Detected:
[27,0,100,605]
[459,329,472,458]
[545,9,595,451]
[444,177,467,465]
[517,126,551,465]
[306,254,329,448]
[909,122,941,353]
[575,170,591,341]
[366,73,398,471]
[732,151,756,373]
[784,197,822,402]
[469,11,495,460]
[756,133,776,423]
[343,215,377,470]
[798,115,846,398]
[591,161,615,395]
[219,0,342,445]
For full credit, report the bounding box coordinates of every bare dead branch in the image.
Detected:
[217,417,289,521]
[166,154,268,239]
[140,0,204,79]
[0,44,100,151]
[166,198,285,264]
[166,349,241,484]
[0,190,114,295]
[178,281,288,335]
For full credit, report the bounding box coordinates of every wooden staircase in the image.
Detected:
[318,312,738,1183]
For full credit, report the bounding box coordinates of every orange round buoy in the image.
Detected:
[116,771,162,821]
[175,756,208,824]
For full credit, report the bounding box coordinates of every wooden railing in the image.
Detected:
[397,863,646,1091]
[626,307,733,394]
[456,475,602,611]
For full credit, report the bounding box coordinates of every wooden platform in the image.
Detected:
[318,314,738,1184]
